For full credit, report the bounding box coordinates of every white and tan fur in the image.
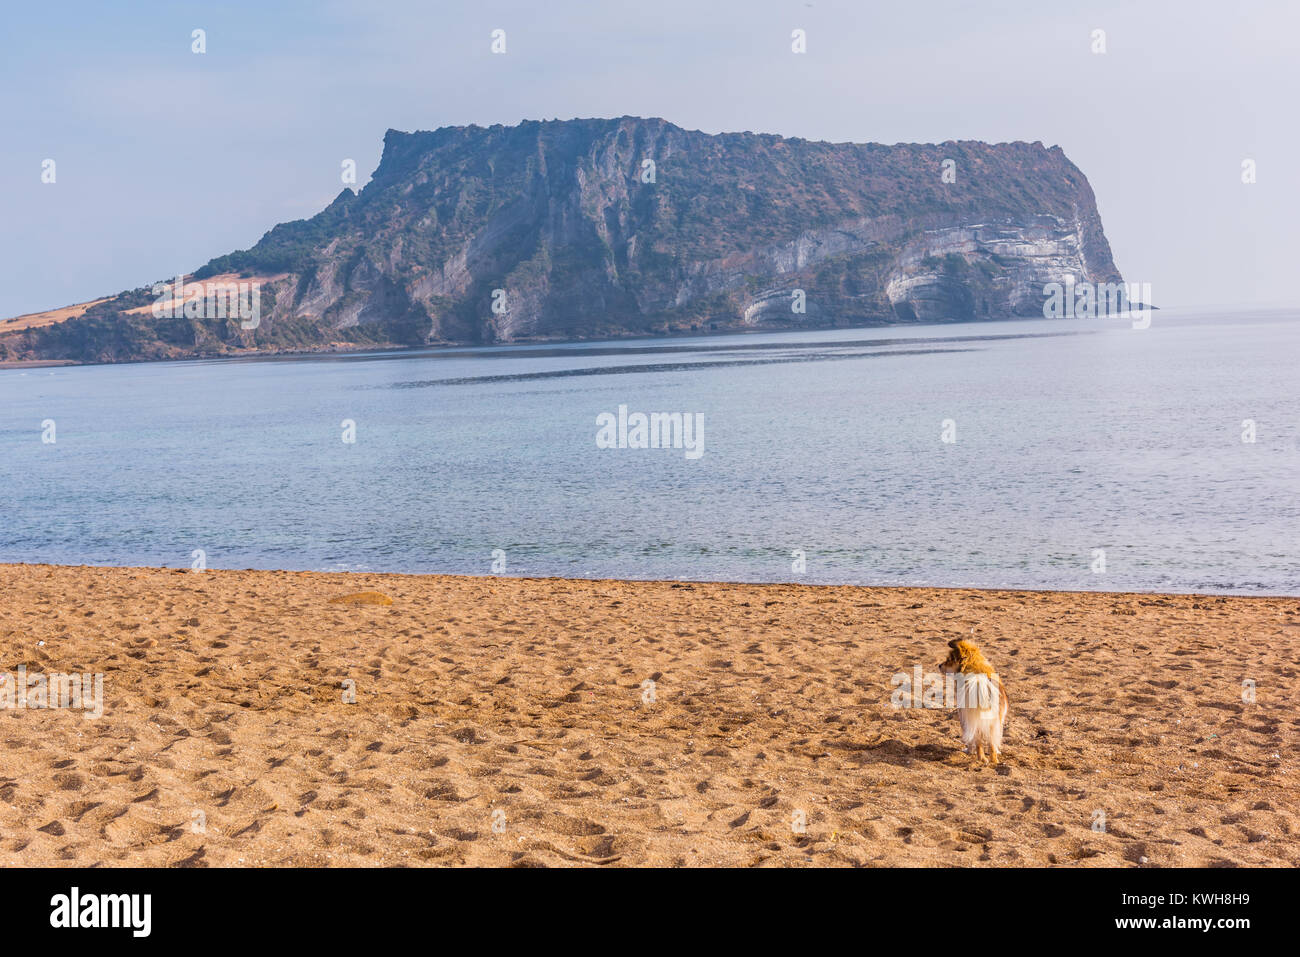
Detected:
[939,638,1009,763]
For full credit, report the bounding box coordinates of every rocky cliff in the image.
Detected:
[1,117,1124,363]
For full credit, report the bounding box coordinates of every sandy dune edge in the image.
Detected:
[0,564,1294,867]
[1,273,291,333]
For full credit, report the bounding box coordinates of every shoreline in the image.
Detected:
[0,309,1168,372]
[0,562,1293,866]
[3,561,1297,601]
[0,359,77,369]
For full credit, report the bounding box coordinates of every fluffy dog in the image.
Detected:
[938,639,1009,764]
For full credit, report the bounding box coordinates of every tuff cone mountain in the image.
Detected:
[1,117,1125,364]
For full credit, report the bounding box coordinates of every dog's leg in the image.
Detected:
[989,746,999,765]
[976,743,985,762]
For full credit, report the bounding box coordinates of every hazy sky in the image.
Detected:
[2,0,1295,317]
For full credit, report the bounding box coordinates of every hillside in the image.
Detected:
[0,117,1125,364]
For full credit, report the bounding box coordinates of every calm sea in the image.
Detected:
[1,308,1297,594]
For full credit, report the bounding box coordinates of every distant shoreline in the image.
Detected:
[0,309,1175,372]
[0,358,75,369]
[0,315,980,371]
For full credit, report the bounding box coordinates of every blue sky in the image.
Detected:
[1,0,1294,316]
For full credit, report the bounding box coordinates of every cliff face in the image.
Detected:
[1,117,1124,362]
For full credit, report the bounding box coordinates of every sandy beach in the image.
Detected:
[0,563,1294,867]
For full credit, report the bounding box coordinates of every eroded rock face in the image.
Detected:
[887,274,976,323]
[883,216,1111,322]
[2,117,1125,363]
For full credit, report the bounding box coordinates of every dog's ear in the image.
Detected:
[947,639,961,650]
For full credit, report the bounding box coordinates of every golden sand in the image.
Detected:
[327,592,395,606]
[0,272,290,332]
[0,298,114,332]
[0,563,1294,867]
